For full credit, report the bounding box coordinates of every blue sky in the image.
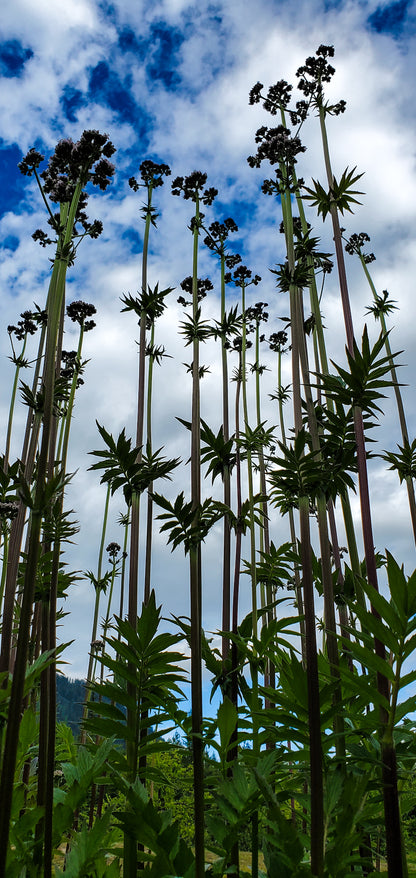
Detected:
[1,0,416,679]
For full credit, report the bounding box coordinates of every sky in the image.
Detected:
[1,0,416,681]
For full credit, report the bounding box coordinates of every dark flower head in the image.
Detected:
[226,264,261,288]
[225,253,242,270]
[66,300,97,325]
[18,148,45,176]
[245,302,269,328]
[61,350,81,381]
[106,541,121,559]
[179,276,213,305]
[8,311,38,340]
[172,171,217,205]
[87,220,103,239]
[249,80,292,114]
[40,131,116,202]
[248,125,305,171]
[204,217,238,253]
[249,81,264,104]
[297,46,337,101]
[264,80,292,113]
[138,159,171,188]
[32,229,54,248]
[345,231,375,263]
[269,330,288,352]
[91,157,115,190]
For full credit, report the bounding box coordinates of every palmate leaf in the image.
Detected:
[210,304,242,341]
[252,764,306,878]
[54,809,120,878]
[228,493,268,535]
[303,166,364,221]
[269,428,354,509]
[237,421,276,457]
[179,307,212,345]
[84,593,187,763]
[153,491,227,553]
[382,437,416,483]
[89,422,180,505]
[120,282,174,324]
[112,773,195,878]
[341,553,416,733]
[200,419,236,482]
[320,326,400,418]
[251,540,298,590]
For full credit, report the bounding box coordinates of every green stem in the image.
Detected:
[125,182,154,878]
[360,255,416,545]
[190,193,204,878]
[220,253,231,662]
[0,185,82,866]
[318,100,401,876]
[144,324,155,604]
[4,336,28,472]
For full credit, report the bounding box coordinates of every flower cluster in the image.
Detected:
[106,542,121,559]
[171,171,217,206]
[269,330,289,353]
[203,218,241,266]
[18,148,45,176]
[224,264,261,288]
[66,300,97,329]
[39,131,116,202]
[245,301,269,335]
[21,132,115,260]
[345,232,375,264]
[296,45,336,97]
[129,159,171,191]
[249,79,293,112]
[7,309,45,342]
[248,125,306,170]
[249,79,308,126]
[297,46,346,115]
[60,351,84,387]
[177,277,213,307]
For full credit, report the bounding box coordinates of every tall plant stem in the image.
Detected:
[281,167,324,873]
[220,258,231,662]
[292,158,363,602]
[360,256,416,544]
[0,323,46,672]
[291,294,324,875]
[190,192,204,878]
[275,345,305,660]
[0,187,82,870]
[3,334,28,472]
[144,324,155,604]
[128,184,152,623]
[118,513,130,620]
[318,103,401,877]
[240,284,258,645]
[124,180,154,878]
[232,358,243,644]
[240,284,260,878]
[294,276,344,756]
[82,483,111,737]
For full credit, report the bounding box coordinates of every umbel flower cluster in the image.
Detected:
[19,130,116,254]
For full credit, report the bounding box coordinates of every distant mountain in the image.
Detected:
[56,674,86,735]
